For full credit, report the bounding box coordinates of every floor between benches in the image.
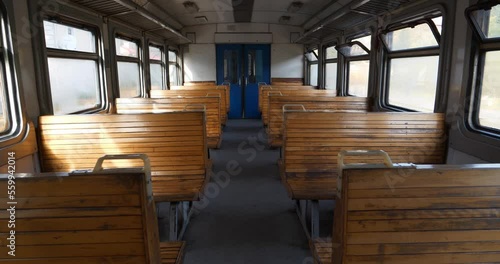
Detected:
[160,241,186,264]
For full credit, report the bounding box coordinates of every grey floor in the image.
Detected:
[160,119,335,264]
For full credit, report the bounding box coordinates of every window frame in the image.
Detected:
[114,34,144,98]
[305,48,319,86]
[380,16,443,112]
[168,49,180,88]
[0,1,23,143]
[324,44,338,91]
[147,41,167,91]
[465,2,500,137]
[42,18,106,114]
[338,35,372,97]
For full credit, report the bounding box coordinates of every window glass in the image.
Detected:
[150,64,162,90]
[116,38,138,57]
[48,58,100,114]
[388,56,439,112]
[471,4,500,39]
[432,16,443,34]
[352,35,371,50]
[325,63,337,90]
[44,21,95,53]
[44,19,102,114]
[325,46,337,59]
[169,63,179,87]
[383,22,439,51]
[306,49,318,61]
[169,50,177,62]
[149,46,162,61]
[348,60,369,97]
[223,50,238,84]
[337,43,369,57]
[309,64,318,86]
[118,62,140,97]
[0,63,8,132]
[478,51,500,130]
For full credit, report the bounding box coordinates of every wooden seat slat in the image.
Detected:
[267,96,369,146]
[116,97,222,148]
[281,112,446,200]
[310,238,333,264]
[151,86,229,125]
[263,90,337,124]
[167,85,230,113]
[38,112,210,202]
[0,172,184,263]
[258,85,316,114]
[333,165,500,264]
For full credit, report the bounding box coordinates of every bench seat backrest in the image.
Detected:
[0,171,161,263]
[168,85,230,112]
[116,97,221,148]
[152,89,228,124]
[262,90,338,125]
[267,96,369,147]
[258,86,316,112]
[38,112,208,202]
[283,112,446,175]
[334,164,500,263]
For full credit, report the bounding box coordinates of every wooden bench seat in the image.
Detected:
[116,97,222,149]
[169,85,230,112]
[151,89,228,125]
[310,238,333,264]
[333,163,500,264]
[184,81,216,86]
[38,112,210,203]
[160,241,186,264]
[258,85,316,113]
[282,111,446,200]
[262,88,337,126]
[267,96,369,147]
[262,90,338,126]
[0,171,185,263]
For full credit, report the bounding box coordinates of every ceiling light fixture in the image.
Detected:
[183,1,199,14]
[287,1,303,13]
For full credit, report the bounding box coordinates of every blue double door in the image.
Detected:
[216,44,270,119]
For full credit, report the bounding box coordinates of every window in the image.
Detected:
[381,16,442,112]
[149,45,165,90]
[0,64,8,133]
[0,2,23,141]
[306,49,318,86]
[169,50,180,87]
[43,20,102,114]
[325,46,338,90]
[0,14,12,134]
[337,35,371,97]
[467,3,500,132]
[116,37,141,97]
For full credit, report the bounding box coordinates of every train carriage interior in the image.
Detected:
[1,0,500,263]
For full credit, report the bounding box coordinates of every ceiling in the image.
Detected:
[66,0,419,45]
[148,0,332,26]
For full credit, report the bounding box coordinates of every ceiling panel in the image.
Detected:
[69,0,129,15]
[355,0,413,15]
[150,0,333,27]
[116,12,159,30]
[297,0,419,45]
